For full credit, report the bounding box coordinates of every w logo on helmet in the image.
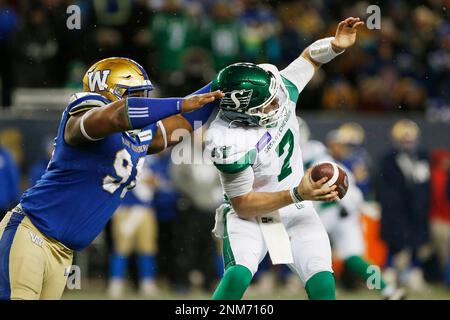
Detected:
[87,70,111,92]
[220,89,253,110]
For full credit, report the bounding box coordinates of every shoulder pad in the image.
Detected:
[67,92,110,116]
[205,118,264,173]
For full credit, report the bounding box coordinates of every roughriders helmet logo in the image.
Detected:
[220,89,253,110]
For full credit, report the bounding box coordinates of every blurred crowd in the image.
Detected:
[0,0,449,115]
[1,117,449,296]
[0,0,449,298]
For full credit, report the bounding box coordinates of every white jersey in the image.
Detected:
[205,58,334,278]
[206,62,312,197]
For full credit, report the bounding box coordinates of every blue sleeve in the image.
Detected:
[126,97,182,129]
[183,83,218,129]
[188,83,212,96]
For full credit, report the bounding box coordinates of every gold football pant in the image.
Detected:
[0,210,73,300]
[111,205,158,255]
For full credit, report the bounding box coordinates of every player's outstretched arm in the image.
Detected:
[64,90,223,146]
[225,168,338,219]
[301,17,364,69]
[279,17,363,97]
[148,84,224,154]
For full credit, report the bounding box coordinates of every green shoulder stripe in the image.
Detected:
[282,76,300,104]
[214,149,257,174]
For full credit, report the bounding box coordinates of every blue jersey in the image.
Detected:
[121,160,154,208]
[20,93,157,250]
[28,159,50,187]
[341,147,372,198]
[150,153,180,221]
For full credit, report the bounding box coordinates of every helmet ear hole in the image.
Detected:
[113,85,127,99]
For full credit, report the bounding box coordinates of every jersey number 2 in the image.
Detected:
[103,149,145,199]
[276,129,294,182]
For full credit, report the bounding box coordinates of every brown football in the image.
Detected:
[310,162,349,199]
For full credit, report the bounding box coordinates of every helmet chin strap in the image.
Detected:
[245,64,290,128]
[258,82,289,128]
[220,112,257,128]
[228,119,242,129]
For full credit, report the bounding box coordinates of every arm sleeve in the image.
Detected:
[182,83,218,128]
[219,166,254,199]
[156,120,168,149]
[280,56,315,94]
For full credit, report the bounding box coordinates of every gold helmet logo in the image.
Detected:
[82,57,153,102]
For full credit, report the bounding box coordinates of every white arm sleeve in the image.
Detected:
[157,120,168,149]
[280,56,315,93]
[80,109,103,141]
[219,166,254,199]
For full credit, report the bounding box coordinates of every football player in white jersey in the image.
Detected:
[205,17,364,300]
[299,118,406,299]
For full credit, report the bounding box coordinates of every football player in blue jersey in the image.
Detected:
[0,57,223,300]
[108,160,159,298]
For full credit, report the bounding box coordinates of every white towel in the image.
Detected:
[258,211,294,264]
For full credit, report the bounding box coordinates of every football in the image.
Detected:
[310,162,349,199]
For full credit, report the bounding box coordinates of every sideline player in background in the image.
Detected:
[108,159,159,298]
[299,118,406,300]
[206,17,364,300]
[0,57,223,300]
[378,120,431,292]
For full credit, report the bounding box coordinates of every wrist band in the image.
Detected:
[290,187,304,204]
[309,37,345,64]
[126,97,182,129]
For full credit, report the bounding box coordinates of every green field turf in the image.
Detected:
[62,284,450,300]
